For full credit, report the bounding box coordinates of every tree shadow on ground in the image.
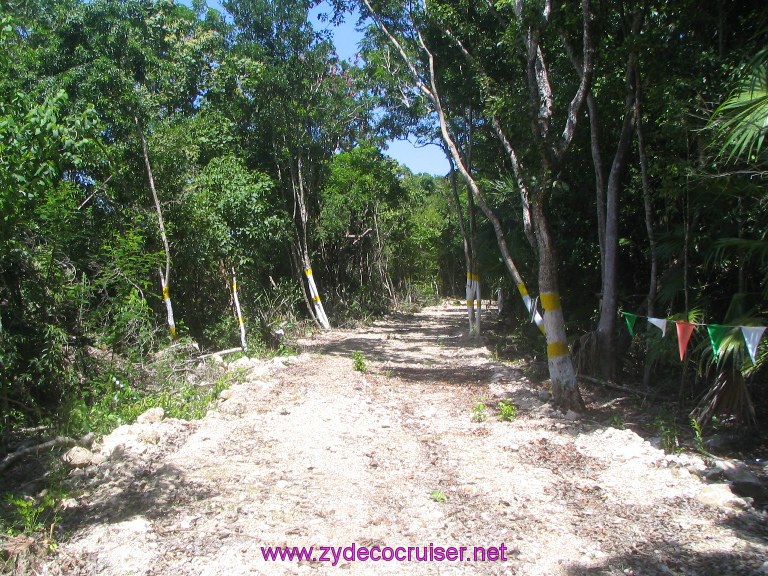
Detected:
[561,505,768,576]
[565,535,765,576]
[59,455,213,534]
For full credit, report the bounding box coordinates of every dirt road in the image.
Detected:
[48,303,768,575]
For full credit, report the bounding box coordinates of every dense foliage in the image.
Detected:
[0,0,766,449]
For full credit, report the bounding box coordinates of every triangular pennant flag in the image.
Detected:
[648,317,667,337]
[741,326,766,365]
[706,324,730,363]
[623,312,638,336]
[676,321,696,361]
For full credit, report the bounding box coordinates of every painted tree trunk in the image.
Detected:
[159,271,176,339]
[232,268,247,351]
[303,260,330,330]
[533,201,583,411]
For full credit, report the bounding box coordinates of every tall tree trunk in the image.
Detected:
[466,108,481,336]
[635,69,658,389]
[446,132,481,337]
[636,87,657,318]
[594,98,635,379]
[136,117,176,339]
[587,93,607,277]
[594,13,642,379]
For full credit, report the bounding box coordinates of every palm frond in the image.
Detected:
[690,367,756,430]
[708,48,768,165]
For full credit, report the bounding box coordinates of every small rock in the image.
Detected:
[758,560,768,574]
[137,427,161,445]
[220,389,234,400]
[228,356,253,370]
[537,390,552,402]
[696,484,748,510]
[63,446,93,468]
[564,410,580,421]
[91,453,108,466]
[136,407,164,424]
[715,460,767,500]
[703,433,739,451]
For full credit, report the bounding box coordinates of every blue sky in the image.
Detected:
[183,0,449,176]
[313,9,449,175]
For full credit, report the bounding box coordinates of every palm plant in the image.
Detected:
[690,315,762,430]
[689,47,768,430]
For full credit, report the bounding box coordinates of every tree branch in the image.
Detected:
[555,0,594,161]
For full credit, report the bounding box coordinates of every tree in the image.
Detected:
[358,0,593,410]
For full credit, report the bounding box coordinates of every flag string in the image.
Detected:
[619,310,765,364]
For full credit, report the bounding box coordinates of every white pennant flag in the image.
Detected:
[648,317,667,337]
[522,294,533,313]
[741,326,766,365]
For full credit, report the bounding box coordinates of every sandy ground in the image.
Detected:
[43,303,768,576]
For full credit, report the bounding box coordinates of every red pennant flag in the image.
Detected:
[676,321,696,361]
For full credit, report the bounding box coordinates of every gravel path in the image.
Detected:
[46,303,768,576]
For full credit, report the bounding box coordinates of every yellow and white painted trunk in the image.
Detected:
[160,276,176,339]
[539,290,580,407]
[304,268,330,330]
[232,269,247,351]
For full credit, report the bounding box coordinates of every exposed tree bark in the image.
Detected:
[372,204,395,303]
[136,117,176,339]
[289,243,319,326]
[561,9,642,379]
[517,0,595,409]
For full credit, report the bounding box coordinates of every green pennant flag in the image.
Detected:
[623,312,638,336]
[706,324,730,363]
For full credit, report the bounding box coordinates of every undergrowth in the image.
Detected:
[59,348,246,438]
[1,346,250,548]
